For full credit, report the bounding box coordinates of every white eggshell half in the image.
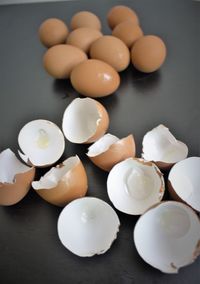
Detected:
[168,157,200,212]
[107,158,165,215]
[57,197,120,257]
[18,119,65,167]
[142,125,188,164]
[134,201,200,273]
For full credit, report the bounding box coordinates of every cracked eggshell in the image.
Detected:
[57,197,120,257]
[168,157,200,212]
[18,119,65,167]
[87,133,136,171]
[62,98,109,144]
[70,11,101,31]
[107,5,139,29]
[66,27,103,53]
[70,59,120,98]
[142,125,188,170]
[134,201,200,273]
[107,158,165,215]
[32,156,87,207]
[0,149,35,206]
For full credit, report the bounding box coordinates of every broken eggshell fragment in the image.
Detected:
[142,124,188,170]
[134,201,200,273]
[18,119,65,167]
[0,149,35,206]
[168,157,200,212]
[87,133,136,171]
[57,197,120,257]
[62,97,109,144]
[32,156,88,207]
[107,158,165,215]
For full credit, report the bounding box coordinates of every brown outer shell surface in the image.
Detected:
[131,35,167,73]
[112,21,143,48]
[86,101,109,144]
[0,168,35,206]
[89,35,130,72]
[70,59,120,98]
[107,5,139,29]
[70,11,101,31]
[35,160,88,207]
[88,135,136,171]
[39,18,69,48]
[66,28,103,53]
[43,44,87,79]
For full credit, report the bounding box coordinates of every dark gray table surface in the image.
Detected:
[0,0,199,283]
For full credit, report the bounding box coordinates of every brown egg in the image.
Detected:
[90,35,130,72]
[107,5,139,29]
[131,35,167,73]
[43,44,87,79]
[70,59,120,98]
[66,27,103,53]
[112,21,143,48]
[70,11,101,31]
[39,18,69,48]
[32,156,88,207]
[87,134,136,171]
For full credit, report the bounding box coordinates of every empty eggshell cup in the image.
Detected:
[134,201,200,273]
[0,149,35,206]
[107,158,165,215]
[87,133,136,171]
[57,197,120,257]
[18,119,65,167]
[32,156,88,207]
[168,157,200,212]
[62,97,109,144]
[142,124,188,170]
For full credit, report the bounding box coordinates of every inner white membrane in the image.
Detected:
[32,156,79,190]
[87,133,119,157]
[62,98,101,143]
[0,149,31,184]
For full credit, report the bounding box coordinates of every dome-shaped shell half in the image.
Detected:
[18,119,65,167]
[134,201,200,273]
[57,197,120,257]
[168,157,200,212]
[0,149,35,206]
[87,133,136,171]
[142,125,188,170]
[32,156,88,207]
[107,158,165,215]
[62,98,109,144]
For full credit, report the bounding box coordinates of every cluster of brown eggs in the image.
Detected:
[39,5,167,98]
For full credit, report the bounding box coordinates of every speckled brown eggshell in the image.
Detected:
[0,168,35,206]
[107,5,139,29]
[70,11,101,31]
[131,35,167,73]
[112,21,143,48]
[70,59,120,98]
[88,135,136,171]
[90,35,130,72]
[39,18,69,48]
[35,160,88,207]
[66,27,103,53]
[43,44,87,79]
